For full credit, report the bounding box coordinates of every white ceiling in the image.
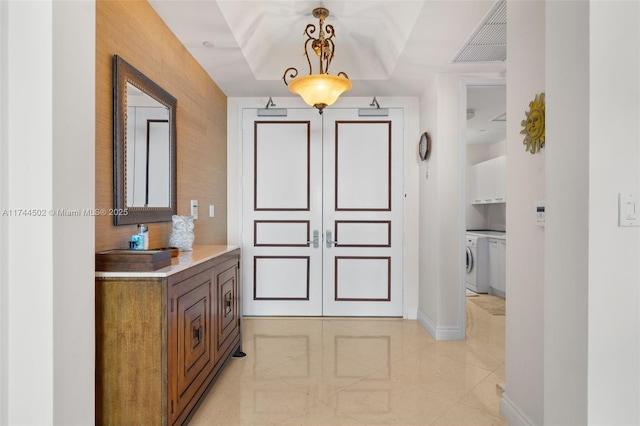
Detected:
[148,0,506,98]
[148,0,506,144]
[466,85,506,145]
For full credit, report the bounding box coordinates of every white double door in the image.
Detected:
[241,107,403,317]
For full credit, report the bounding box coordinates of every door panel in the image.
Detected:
[242,110,323,316]
[242,107,403,317]
[321,109,404,317]
[254,220,310,246]
[253,256,310,300]
[335,256,391,300]
[335,221,391,247]
[254,122,310,210]
[334,121,391,211]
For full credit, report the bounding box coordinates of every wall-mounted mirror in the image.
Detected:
[113,55,177,225]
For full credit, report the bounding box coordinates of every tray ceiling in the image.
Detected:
[149,0,507,98]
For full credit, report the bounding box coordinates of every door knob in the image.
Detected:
[307,230,319,248]
[326,230,338,248]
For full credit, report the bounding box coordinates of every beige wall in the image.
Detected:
[96,0,227,252]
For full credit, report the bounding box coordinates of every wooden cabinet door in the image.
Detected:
[170,268,215,423]
[215,258,240,360]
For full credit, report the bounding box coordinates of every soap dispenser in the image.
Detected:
[138,224,149,249]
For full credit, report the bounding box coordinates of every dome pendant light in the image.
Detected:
[282,7,352,114]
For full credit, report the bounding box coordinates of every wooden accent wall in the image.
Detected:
[96,0,227,252]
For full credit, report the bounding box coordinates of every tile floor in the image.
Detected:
[190,299,506,425]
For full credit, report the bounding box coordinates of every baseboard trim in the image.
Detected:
[405,307,418,320]
[500,392,535,425]
[417,309,464,340]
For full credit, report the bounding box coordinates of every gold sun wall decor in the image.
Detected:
[520,92,545,154]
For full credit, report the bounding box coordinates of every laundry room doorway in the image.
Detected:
[240,107,405,317]
[461,78,507,332]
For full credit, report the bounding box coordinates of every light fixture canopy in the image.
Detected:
[282,7,352,114]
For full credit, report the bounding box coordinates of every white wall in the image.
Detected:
[486,205,506,232]
[506,1,640,424]
[418,80,441,330]
[587,3,640,422]
[227,96,420,319]
[544,1,589,423]
[500,1,546,424]
[0,1,95,424]
[418,75,504,340]
[545,2,640,424]
[52,1,96,423]
[417,74,466,339]
[0,1,7,423]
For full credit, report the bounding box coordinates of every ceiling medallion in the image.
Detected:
[282,7,352,114]
[520,92,545,154]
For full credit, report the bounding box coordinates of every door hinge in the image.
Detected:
[171,298,174,313]
[171,400,174,414]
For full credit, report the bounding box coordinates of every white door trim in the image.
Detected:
[228,97,420,319]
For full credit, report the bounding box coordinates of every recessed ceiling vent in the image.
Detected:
[451,0,506,63]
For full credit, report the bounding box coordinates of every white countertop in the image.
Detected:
[96,245,240,278]
[466,230,507,240]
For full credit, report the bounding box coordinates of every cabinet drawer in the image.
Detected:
[215,259,240,359]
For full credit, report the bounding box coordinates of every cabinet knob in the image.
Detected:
[225,292,232,315]
[193,326,202,343]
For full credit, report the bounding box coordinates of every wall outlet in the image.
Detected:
[209,205,215,217]
[190,199,198,219]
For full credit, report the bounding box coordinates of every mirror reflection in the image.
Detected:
[113,55,177,226]
[125,82,171,207]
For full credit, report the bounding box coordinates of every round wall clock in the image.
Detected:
[418,132,430,161]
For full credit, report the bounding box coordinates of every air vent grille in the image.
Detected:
[451,0,506,63]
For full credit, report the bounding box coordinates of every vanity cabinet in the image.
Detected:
[96,246,241,425]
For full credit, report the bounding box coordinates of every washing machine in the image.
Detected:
[466,234,489,293]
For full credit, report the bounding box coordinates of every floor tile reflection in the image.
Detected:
[189,300,506,425]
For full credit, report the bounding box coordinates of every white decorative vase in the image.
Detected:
[169,215,194,251]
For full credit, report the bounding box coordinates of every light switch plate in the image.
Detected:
[619,193,639,227]
[190,199,198,220]
[209,205,215,218]
[534,200,545,227]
